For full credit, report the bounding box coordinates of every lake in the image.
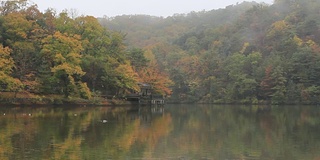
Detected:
[0,104,320,160]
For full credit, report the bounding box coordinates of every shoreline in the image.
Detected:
[0,97,318,106]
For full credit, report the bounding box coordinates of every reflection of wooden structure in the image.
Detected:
[126,83,165,105]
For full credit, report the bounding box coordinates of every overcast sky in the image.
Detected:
[31,0,274,18]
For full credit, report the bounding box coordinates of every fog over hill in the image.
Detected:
[32,0,273,18]
[101,0,320,104]
[99,1,263,47]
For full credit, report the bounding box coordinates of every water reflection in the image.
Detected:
[0,104,320,159]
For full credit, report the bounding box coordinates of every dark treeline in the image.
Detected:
[101,0,320,104]
[0,0,172,102]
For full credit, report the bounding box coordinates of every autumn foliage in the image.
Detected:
[0,0,172,101]
[2,0,320,104]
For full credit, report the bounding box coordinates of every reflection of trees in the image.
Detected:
[52,128,82,160]
[0,118,22,160]
[85,106,173,159]
[138,113,172,159]
[162,105,320,159]
[0,108,41,160]
[0,106,105,159]
[1,105,320,159]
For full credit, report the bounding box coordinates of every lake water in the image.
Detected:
[0,104,320,160]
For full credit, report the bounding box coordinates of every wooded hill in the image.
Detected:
[1,0,320,104]
[0,0,172,103]
[101,0,320,104]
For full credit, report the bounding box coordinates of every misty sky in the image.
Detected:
[31,0,274,18]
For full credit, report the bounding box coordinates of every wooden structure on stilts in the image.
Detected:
[125,83,165,105]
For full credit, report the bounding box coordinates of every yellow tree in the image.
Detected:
[1,10,43,92]
[2,12,32,44]
[0,45,22,93]
[114,62,140,94]
[100,57,140,96]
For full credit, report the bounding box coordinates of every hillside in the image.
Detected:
[101,0,320,104]
[99,1,260,48]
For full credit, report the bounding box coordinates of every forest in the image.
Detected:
[101,0,320,104]
[1,0,320,104]
[0,0,172,104]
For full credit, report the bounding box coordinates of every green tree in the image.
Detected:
[222,51,262,103]
[288,45,320,103]
[127,48,149,71]
[270,66,287,104]
[54,12,77,34]
[73,16,111,93]
[40,31,90,98]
